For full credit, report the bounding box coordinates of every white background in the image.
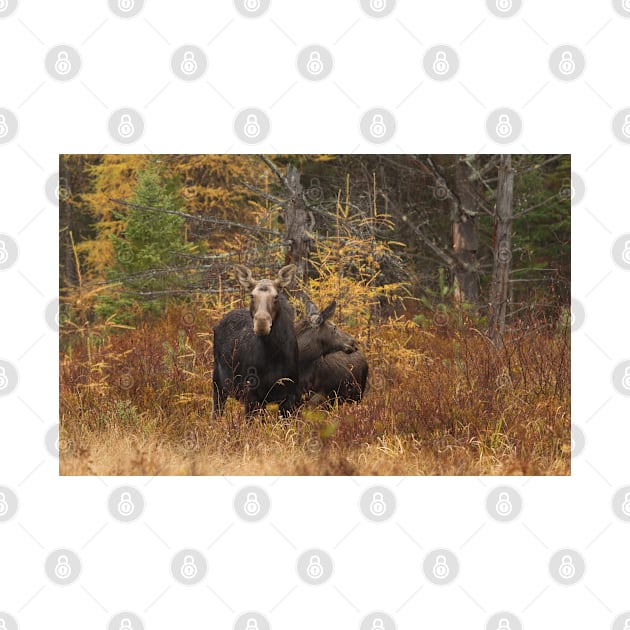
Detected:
[0,0,629,628]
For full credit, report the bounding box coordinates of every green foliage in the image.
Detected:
[476,154,571,306]
[96,162,196,324]
[512,154,571,301]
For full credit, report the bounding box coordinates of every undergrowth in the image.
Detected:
[60,305,570,476]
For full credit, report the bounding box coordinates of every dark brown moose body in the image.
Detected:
[307,351,369,403]
[296,299,369,404]
[213,265,299,417]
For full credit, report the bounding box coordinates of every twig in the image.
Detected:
[259,155,292,190]
[514,192,563,218]
[120,288,240,297]
[241,181,285,205]
[108,198,281,236]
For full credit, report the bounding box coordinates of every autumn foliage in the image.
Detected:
[59,302,570,475]
[59,154,570,476]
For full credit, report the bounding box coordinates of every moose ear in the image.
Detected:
[275,264,296,289]
[320,300,336,322]
[304,299,322,327]
[234,264,256,290]
[305,299,319,319]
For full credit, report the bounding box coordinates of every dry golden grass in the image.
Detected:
[60,307,570,476]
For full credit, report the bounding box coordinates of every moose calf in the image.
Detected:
[296,299,369,405]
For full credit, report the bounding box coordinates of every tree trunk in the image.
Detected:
[452,156,479,305]
[282,164,311,284]
[487,154,514,343]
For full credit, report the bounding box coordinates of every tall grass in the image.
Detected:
[59,305,570,476]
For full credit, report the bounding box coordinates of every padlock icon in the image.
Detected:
[307,177,322,201]
[244,114,261,138]
[369,0,386,11]
[495,491,513,516]
[54,51,72,76]
[181,51,198,75]
[559,178,572,199]
[622,114,630,138]
[244,491,261,516]
[181,555,198,579]
[369,114,386,138]
[0,114,8,138]
[558,51,576,76]
[622,366,630,390]
[306,554,324,579]
[245,619,260,630]
[432,51,449,76]
[497,619,511,630]
[432,554,450,579]
[54,554,72,579]
[307,51,324,75]
[244,0,261,11]
[117,491,135,516]
[558,554,576,579]
[496,114,512,138]
[0,492,8,516]
[0,366,8,390]
[119,618,134,630]
[0,240,8,264]
[371,618,385,630]
[118,0,135,11]
[369,491,386,516]
[621,240,630,264]
[245,366,260,389]
[495,0,512,11]
[118,114,135,138]
[621,492,630,516]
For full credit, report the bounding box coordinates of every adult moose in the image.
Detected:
[296,299,369,404]
[213,264,299,418]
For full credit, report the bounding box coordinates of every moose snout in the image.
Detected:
[253,315,272,336]
[344,340,358,353]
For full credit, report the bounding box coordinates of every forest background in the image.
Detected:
[58,154,571,476]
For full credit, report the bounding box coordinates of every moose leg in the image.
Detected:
[279,390,298,418]
[244,394,263,420]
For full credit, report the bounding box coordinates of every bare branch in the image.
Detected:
[514,192,563,218]
[108,198,281,236]
[120,288,239,297]
[241,181,285,205]
[515,154,564,176]
[383,193,457,268]
[259,155,292,190]
[424,157,460,209]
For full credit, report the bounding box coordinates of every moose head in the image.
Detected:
[234,264,296,336]
[297,299,358,364]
